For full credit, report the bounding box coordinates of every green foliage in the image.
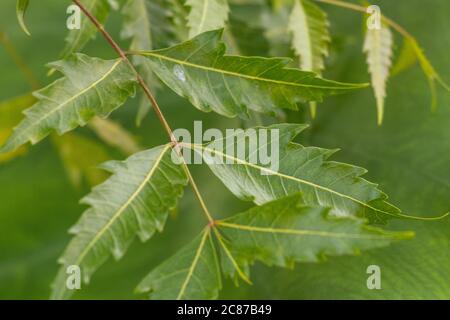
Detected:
[51,145,188,299]
[135,29,367,118]
[3,0,449,300]
[409,37,450,109]
[363,23,393,125]
[289,0,331,117]
[60,0,113,59]
[289,0,330,73]
[216,194,412,281]
[191,124,418,224]
[186,0,230,38]
[121,0,183,125]
[136,229,221,299]
[391,37,417,76]
[16,0,31,36]
[0,54,137,153]
[137,193,411,299]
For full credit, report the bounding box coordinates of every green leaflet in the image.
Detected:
[122,0,182,50]
[121,0,155,126]
[16,0,31,36]
[135,29,368,118]
[121,0,152,53]
[186,0,230,38]
[136,229,222,300]
[363,24,393,125]
[289,0,330,75]
[189,123,428,224]
[60,0,114,60]
[0,54,137,154]
[289,0,331,118]
[216,193,413,281]
[121,0,180,126]
[51,145,189,300]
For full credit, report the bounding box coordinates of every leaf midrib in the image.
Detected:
[74,144,171,269]
[217,221,402,240]
[197,0,209,36]
[189,143,400,219]
[66,0,99,54]
[141,52,366,90]
[18,59,123,142]
[176,229,209,300]
[293,0,314,71]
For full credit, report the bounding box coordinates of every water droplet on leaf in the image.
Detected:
[173,65,186,82]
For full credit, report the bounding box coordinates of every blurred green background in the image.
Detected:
[0,0,449,299]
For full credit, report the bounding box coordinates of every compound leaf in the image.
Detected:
[135,29,368,118]
[363,24,393,125]
[51,144,189,299]
[136,229,221,300]
[0,54,137,154]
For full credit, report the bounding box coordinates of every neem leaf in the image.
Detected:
[136,194,412,299]
[289,0,330,74]
[186,0,230,38]
[51,144,189,299]
[60,0,114,59]
[363,23,393,125]
[136,229,221,300]
[216,193,413,281]
[189,124,442,224]
[16,0,31,36]
[0,54,137,154]
[135,29,368,118]
[289,0,331,118]
[121,0,179,126]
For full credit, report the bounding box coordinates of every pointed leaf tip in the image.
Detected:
[1,54,137,153]
[134,29,368,118]
[16,0,31,36]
